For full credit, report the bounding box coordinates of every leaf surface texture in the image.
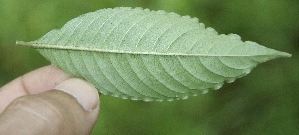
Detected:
[17,7,291,101]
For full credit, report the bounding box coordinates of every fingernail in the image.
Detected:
[54,78,99,112]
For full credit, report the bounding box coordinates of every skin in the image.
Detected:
[0,65,100,135]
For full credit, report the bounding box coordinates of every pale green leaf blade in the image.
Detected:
[16,7,291,101]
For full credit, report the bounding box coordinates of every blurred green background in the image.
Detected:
[1,0,298,134]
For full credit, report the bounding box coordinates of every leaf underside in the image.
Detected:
[17,7,291,101]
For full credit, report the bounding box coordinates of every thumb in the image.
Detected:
[0,78,100,135]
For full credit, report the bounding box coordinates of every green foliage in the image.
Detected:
[1,1,298,135]
[17,7,290,101]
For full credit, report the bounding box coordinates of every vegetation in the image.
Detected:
[1,0,298,134]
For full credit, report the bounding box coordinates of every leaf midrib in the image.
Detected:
[16,41,291,57]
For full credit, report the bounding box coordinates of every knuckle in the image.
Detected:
[11,95,65,124]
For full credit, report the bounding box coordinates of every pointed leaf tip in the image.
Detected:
[279,52,292,57]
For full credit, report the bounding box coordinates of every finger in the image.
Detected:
[0,78,100,135]
[0,65,69,113]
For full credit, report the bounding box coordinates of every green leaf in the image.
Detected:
[16,7,291,101]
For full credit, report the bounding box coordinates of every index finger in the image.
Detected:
[0,65,69,113]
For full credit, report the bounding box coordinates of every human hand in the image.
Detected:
[0,65,100,135]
